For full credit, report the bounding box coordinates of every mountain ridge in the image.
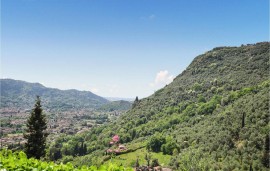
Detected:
[0,78,109,111]
[49,42,269,170]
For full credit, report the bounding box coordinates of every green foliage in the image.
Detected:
[161,138,178,155]
[48,42,270,170]
[0,149,132,171]
[104,146,171,167]
[146,134,166,152]
[169,148,210,170]
[197,95,221,115]
[192,82,202,91]
[24,96,48,159]
[197,94,206,103]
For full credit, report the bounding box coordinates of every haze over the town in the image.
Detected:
[1,0,268,98]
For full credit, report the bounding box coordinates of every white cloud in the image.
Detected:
[150,70,174,88]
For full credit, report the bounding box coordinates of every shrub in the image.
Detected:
[146,134,166,152]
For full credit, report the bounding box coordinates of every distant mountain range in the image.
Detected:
[0,79,109,111]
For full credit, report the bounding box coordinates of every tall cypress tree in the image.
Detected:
[242,112,246,128]
[24,96,48,159]
[132,96,139,109]
[83,143,87,155]
[262,134,270,168]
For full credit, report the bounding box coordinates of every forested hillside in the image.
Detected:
[0,79,109,111]
[45,42,270,170]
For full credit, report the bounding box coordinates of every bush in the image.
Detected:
[146,134,166,152]
[0,149,133,171]
[161,139,178,155]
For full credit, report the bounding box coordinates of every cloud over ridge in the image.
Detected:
[150,70,174,88]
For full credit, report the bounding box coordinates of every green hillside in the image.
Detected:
[48,42,269,170]
[0,79,109,111]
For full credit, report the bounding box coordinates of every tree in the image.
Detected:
[74,143,79,156]
[49,147,62,161]
[161,139,178,155]
[132,96,139,109]
[24,96,48,159]
[135,157,140,168]
[151,158,160,167]
[198,94,206,103]
[145,152,151,167]
[262,134,270,168]
[83,143,87,155]
[242,112,246,128]
[146,134,166,152]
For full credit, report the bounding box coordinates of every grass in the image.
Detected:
[105,147,171,168]
[7,133,23,137]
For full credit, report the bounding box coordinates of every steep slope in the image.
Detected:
[50,42,269,170]
[127,42,268,116]
[0,79,109,111]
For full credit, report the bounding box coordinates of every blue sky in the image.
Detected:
[1,0,269,98]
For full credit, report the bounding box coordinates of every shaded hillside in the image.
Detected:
[49,42,269,170]
[98,100,132,111]
[0,79,109,111]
